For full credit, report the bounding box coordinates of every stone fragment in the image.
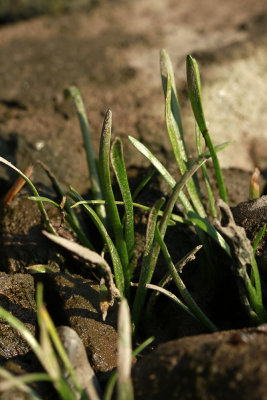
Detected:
[133,327,267,400]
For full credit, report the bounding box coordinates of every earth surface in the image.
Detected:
[0,0,267,399]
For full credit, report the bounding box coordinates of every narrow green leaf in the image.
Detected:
[253,224,266,256]
[65,86,106,224]
[196,125,217,217]
[131,170,155,201]
[186,55,228,203]
[251,225,266,302]
[111,138,134,282]
[155,224,217,332]
[0,306,44,364]
[128,135,193,212]
[132,198,165,331]
[71,199,189,225]
[186,55,207,133]
[29,195,95,250]
[160,48,185,150]
[70,187,125,295]
[131,282,196,319]
[0,157,56,235]
[187,211,230,256]
[99,110,129,280]
[165,72,206,218]
[0,368,48,399]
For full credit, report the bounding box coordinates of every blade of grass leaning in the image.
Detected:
[117,299,134,400]
[43,229,122,301]
[0,308,76,399]
[36,160,80,229]
[104,336,154,400]
[131,282,196,319]
[36,160,94,249]
[251,225,266,301]
[111,138,134,285]
[146,244,202,314]
[37,286,89,399]
[196,125,217,218]
[2,164,33,209]
[186,55,228,203]
[65,86,107,224]
[154,223,217,332]
[70,187,125,296]
[0,369,48,399]
[0,307,43,361]
[99,110,129,276]
[187,211,230,256]
[165,72,206,218]
[28,195,95,250]
[36,285,79,400]
[132,197,165,331]
[128,135,193,212]
[0,157,56,235]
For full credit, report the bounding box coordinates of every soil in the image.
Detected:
[0,1,267,399]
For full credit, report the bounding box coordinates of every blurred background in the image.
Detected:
[0,0,267,192]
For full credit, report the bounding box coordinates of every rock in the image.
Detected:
[132,326,267,400]
[0,273,36,360]
[53,272,118,373]
[57,326,102,399]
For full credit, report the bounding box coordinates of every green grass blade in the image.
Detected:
[187,211,230,256]
[131,282,196,319]
[117,299,134,400]
[155,224,217,332]
[71,199,189,225]
[0,369,48,399]
[253,224,266,256]
[70,187,125,295]
[0,157,56,235]
[65,86,106,224]
[165,72,206,217]
[37,160,81,230]
[111,138,134,287]
[37,290,86,398]
[99,110,129,276]
[29,195,95,250]
[251,225,266,301]
[196,125,217,217]
[160,48,185,152]
[0,307,43,361]
[145,245,202,314]
[128,135,193,212]
[132,198,165,331]
[131,170,155,202]
[186,55,228,203]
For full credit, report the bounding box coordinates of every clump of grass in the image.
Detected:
[0,51,266,344]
